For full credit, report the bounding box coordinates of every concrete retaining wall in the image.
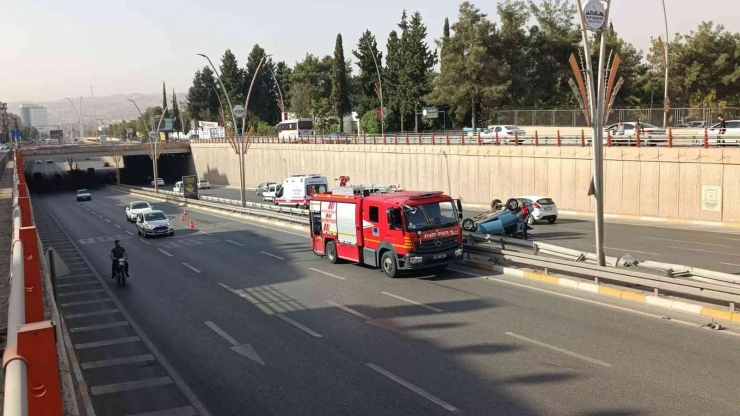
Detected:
[190,142,740,223]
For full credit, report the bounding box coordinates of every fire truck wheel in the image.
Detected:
[462,218,476,232]
[326,241,338,264]
[381,251,398,278]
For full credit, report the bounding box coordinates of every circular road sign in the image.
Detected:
[148,131,157,140]
[233,105,246,119]
[583,0,606,31]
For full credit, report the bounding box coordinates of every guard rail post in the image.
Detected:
[514,131,519,146]
[461,131,465,145]
[534,131,539,146]
[431,132,435,145]
[557,130,561,146]
[636,128,641,147]
[446,132,450,145]
[495,131,499,146]
[402,133,406,145]
[607,130,612,147]
[19,226,44,324]
[703,127,709,148]
[373,135,377,145]
[668,128,673,148]
[17,321,64,416]
[418,133,422,145]
[477,131,481,145]
[363,133,366,144]
[581,130,585,147]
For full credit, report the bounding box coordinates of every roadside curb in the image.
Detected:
[462,259,740,325]
[459,202,740,229]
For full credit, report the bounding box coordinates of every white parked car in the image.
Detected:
[173,182,183,193]
[76,189,91,202]
[197,179,210,189]
[135,210,174,238]
[516,196,558,225]
[707,120,740,135]
[126,201,153,222]
[256,182,276,196]
[151,178,165,186]
[480,125,526,144]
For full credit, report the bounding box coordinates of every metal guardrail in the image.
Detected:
[4,150,64,416]
[110,185,310,226]
[464,233,740,310]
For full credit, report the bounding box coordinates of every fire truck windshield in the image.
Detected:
[403,201,459,231]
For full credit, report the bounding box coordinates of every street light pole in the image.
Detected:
[661,0,669,129]
[65,97,83,143]
[128,99,167,194]
[238,55,268,208]
[364,36,384,136]
[91,86,99,137]
[575,0,609,267]
[267,65,285,114]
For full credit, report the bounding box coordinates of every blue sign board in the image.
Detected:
[10,129,21,141]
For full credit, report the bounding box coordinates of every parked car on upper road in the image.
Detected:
[198,179,210,189]
[256,182,276,196]
[328,132,349,143]
[46,159,54,164]
[35,160,42,165]
[479,125,526,144]
[135,210,174,238]
[76,189,91,201]
[126,201,153,222]
[707,120,740,136]
[151,178,165,186]
[516,196,558,225]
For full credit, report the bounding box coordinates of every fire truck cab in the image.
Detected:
[310,186,464,278]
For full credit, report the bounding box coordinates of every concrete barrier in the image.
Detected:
[190,142,740,223]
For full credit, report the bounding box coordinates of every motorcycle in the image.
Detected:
[114,258,127,287]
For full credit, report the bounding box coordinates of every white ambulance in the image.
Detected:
[274,174,329,208]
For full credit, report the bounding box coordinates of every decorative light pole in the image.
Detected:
[661,0,670,129]
[127,99,168,193]
[364,36,384,135]
[575,0,610,266]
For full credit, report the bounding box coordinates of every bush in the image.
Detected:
[361,110,381,135]
[255,121,277,137]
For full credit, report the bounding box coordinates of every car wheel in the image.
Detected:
[548,217,557,224]
[169,230,175,236]
[526,215,535,226]
[137,228,141,235]
[326,240,338,264]
[381,251,398,278]
[143,232,149,239]
[462,218,476,232]
[490,199,502,210]
[506,198,519,213]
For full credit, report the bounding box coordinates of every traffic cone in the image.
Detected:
[180,213,185,221]
[182,208,188,216]
[189,218,195,229]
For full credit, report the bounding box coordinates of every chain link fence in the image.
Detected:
[487,107,740,127]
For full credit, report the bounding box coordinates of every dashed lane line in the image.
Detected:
[309,268,346,281]
[225,239,244,247]
[260,251,285,260]
[275,313,322,338]
[324,300,372,320]
[381,292,443,313]
[365,363,459,413]
[505,332,613,368]
[158,249,173,257]
[182,263,201,273]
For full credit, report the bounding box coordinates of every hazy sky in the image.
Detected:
[1,0,736,103]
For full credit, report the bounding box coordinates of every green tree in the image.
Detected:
[428,2,509,131]
[220,49,245,107]
[288,54,334,118]
[385,27,410,131]
[187,66,220,123]
[245,44,279,126]
[331,34,351,131]
[172,89,182,133]
[352,30,383,116]
[275,61,292,112]
[360,110,381,134]
[162,81,169,117]
[406,11,438,132]
[592,23,647,107]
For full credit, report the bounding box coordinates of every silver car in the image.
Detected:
[135,210,174,238]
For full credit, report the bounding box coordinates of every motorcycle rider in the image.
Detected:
[110,240,129,278]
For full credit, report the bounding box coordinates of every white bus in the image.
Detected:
[277,118,314,140]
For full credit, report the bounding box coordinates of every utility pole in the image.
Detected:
[91,86,99,138]
[364,36,384,136]
[575,0,610,267]
[661,0,670,129]
[0,102,8,143]
[66,97,83,143]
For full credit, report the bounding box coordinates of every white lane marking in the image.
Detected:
[260,251,285,260]
[225,239,244,247]
[75,336,141,349]
[381,292,443,313]
[665,246,740,257]
[140,240,151,245]
[158,249,173,257]
[644,236,732,248]
[105,219,111,223]
[720,262,740,267]
[91,211,96,214]
[365,363,459,413]
[65,309,120,319]
[604,246,659,256]
[325,300,372,320]
[57,289,105,297]
[56,281,99,288]
[125,230,134,235]
[309,268,346,280]
[204,321,240,346]
[97,215,103,218]
[275,313,323,338]
[91,377,173,395]
[447,267,482,277]
[61,298,113,307]
[81,354,155,370]
[505,332,612,368]
[69,321,130,333]
[114,224,121,229]
[182,263,201,273]
[127,406,198,416]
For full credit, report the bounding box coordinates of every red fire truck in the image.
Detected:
[310,186,464,278]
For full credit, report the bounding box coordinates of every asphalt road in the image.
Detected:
[33,187,740,416]
[185,185,740,274]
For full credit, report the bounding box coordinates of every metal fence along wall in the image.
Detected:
[488,107,740,127]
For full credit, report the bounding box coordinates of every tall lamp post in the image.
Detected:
[661,0,669,129]
[364,36,384,135]
[575,0,610,266]
[65,97,83,143]
[127,99,168,193]
[91,86,99,137]
[238,54,269,208]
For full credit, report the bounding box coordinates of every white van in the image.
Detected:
[262,184,281,202]
[275,174,328,208]
[173,181,183,193]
